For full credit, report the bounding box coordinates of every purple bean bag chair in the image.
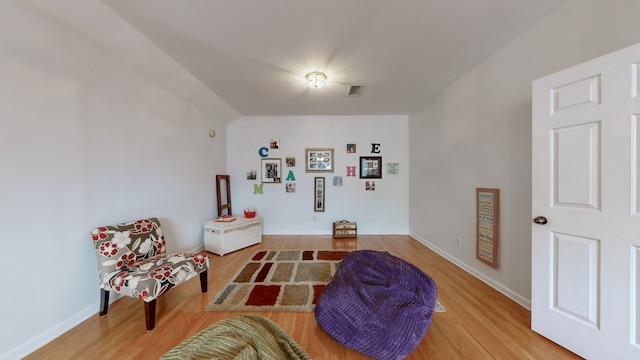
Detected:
[315,250,438,360]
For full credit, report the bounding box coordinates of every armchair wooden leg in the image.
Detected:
[200,270,208,293]
[144,300,156,331]
[99,289,109,316]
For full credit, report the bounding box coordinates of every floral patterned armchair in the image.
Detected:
[91,218,209,330]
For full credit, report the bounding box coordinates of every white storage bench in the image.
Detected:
[203,216,263,256]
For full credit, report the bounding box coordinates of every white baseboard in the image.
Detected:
[2,292,128,360]
[410,232,531,310]
[4,244,207,360]
[2,303,98,360]
[191,243,205,253]
[262,231,410,235]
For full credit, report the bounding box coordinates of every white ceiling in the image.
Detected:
[22,0,569,116]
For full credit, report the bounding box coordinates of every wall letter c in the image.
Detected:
[258,147,269,157]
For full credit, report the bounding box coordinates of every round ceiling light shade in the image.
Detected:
[306,71,328,88]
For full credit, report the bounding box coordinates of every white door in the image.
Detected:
[532,42,640,359]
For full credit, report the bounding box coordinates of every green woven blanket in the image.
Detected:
[159,315,311,360]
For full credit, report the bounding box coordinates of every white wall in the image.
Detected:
[409,0,640,308]
[0,2,238,359]
[228,115,409,235]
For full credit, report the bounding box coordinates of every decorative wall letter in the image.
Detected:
[286,170,296,181]
[371,143,381,153]
[258,147,269,157]
[253,184,264,194]
[346,166,356,177]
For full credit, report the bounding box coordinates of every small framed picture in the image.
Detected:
[286,157,296,167]
[261,158,282,183]
[333,176,343,186]
[476,188,499,268]
[365,181,376,191]
[306,148,334,173]
[360,156,382,179]
[347,144,356,153]
[387,162,400,176]
[314,177,325,212]
[286,182,296,193]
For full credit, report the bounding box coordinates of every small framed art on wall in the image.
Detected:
[306,148,334,173]
[314,177,325,212]
[360,156,382,179]
[261,158,282,183]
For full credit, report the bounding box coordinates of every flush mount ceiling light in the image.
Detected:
[305,71,328,88]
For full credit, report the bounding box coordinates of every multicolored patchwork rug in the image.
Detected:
[205,250,351,312]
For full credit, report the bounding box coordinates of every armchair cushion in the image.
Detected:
[92,218,209,302]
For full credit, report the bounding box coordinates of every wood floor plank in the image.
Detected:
[24,235,582,359]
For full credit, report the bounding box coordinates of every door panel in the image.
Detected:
[633,246,640,346]
[553,232,600,327]
[633,115,640,214]
[551,75,600,114]
[552,122,600,209]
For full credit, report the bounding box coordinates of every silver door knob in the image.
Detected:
[533,216,548,225]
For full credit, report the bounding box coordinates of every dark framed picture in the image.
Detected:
[359,156,382,179]
[314,177,325,212]
[305,148,334,173]
[261,158,282,183]
[347,143,356,153]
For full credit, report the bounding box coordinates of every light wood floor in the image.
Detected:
[25,235,582,359]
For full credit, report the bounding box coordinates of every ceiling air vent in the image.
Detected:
[348,85,363,97]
